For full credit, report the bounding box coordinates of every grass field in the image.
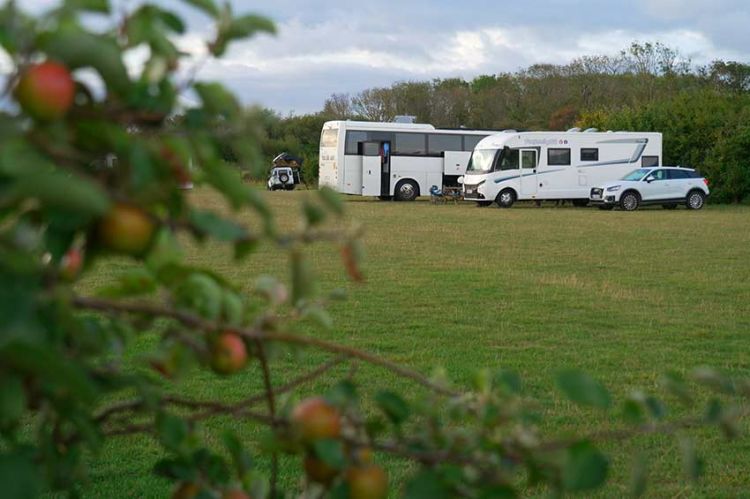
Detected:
[80,189,750,498]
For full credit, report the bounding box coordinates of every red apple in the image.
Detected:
[16,61,75,121]
[97,203,156,256]
[346,465,388,499]
[210,332,248,375]
[291,397,341,444]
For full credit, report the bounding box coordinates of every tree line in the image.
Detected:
[254,42,750,202]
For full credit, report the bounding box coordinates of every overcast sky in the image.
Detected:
[22,0,750,114]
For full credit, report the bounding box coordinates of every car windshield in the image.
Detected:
[622,168,652,181]
[466,150,497,173]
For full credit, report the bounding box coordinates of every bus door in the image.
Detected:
[519,149,539,197]
[361,141,390,196]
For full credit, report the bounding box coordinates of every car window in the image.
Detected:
[646,169,666,181]
[668,169,690,180]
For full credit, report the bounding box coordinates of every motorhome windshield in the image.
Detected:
[466,150,497,173]
[622,168,652,181]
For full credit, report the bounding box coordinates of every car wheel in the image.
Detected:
[279,173,289,183]
[619,191,640,211]
[476,201,493,207]
[662,203,678,210]
[572,199,589,207]
[598,205,615,211]
[495,189,516,208]
[395,180,419,201]
[686,190,706,210]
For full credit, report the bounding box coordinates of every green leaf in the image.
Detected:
[40,29,130,96]
[290,250,314,305]
[562,441,609,492]
[374,391,410,425]
[0,375,26,429]
[0,342,97,404]
[153,456,195,481]
[327,380,358,407]
[556,369,611,409]
[223,431,253,476]
[312,439,346,469]
[622,399,645,425]
[318,186,344,216]
[302,200,326,227]
[493,369,522,395]
[302,306,333,330]
[478,486,517,499]
[225,15,276,41]
[180,0,219,17]
[678,437,703,482]
[97,267,157,298]
[156,413,189,453]
[194,82,240,119]
[629,452,648,497]
[63,0,109,13]
[403,469,451,499]
[10,169,111,217]
[0,451,40,499]
[660,372,693,406]
[202,160,249,210]
[189,209,249,242]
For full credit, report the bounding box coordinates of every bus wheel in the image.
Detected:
[476,201,493,207]
[395,180,419,201]
[572,199,589,207]
[495,189,516,208]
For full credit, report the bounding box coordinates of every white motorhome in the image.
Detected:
[462,129,662,207]
[318,121,498,201]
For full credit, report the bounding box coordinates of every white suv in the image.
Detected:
[590,167,709,211]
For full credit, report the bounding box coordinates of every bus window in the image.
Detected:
[345,131,368,155]
[393,133,427,155]
[428,134,462,155]
[463,135,486,152]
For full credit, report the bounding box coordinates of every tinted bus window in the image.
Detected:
[393,133,427,155]
[463,135,486,152]
[345,131,368,155]
[428,134,462,155]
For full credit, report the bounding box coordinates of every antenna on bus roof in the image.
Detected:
[393,115,416,124]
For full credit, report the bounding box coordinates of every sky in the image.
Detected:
[19,0,750,114]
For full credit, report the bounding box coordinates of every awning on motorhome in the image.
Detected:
[272,152,304,168]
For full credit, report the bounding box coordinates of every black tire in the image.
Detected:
[686,190,706,210]
[279,174,289,183]
[662,203,678,210]
[378,195,392,201]
[495,189,516,208]
[395,180,419,201]
[285,185,295,191]
[572,199,589,207]
[619,191,640,211]
[476,201,493,207]
[598,205,615,211]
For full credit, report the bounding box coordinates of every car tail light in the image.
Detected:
[703,178,709,186]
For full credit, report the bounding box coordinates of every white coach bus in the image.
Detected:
[462,129,663,207]
[318,121,498,201]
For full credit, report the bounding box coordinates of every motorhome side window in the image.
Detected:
[548,148,571,166]
[428,134,462,155]
[581,148,598,161]
[498,148,519,171]
[393,133,427,155]
[642,156,659,167]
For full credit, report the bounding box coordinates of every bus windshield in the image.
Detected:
[466,150,496,173]
[622,168,652,181]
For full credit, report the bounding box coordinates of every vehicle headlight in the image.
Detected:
[606,185,621,192]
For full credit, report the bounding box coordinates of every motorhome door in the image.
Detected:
[519,149,538,196]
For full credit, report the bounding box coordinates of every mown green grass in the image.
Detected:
[80,189,750,498]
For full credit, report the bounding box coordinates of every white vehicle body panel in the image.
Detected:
[463,131,663,203]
